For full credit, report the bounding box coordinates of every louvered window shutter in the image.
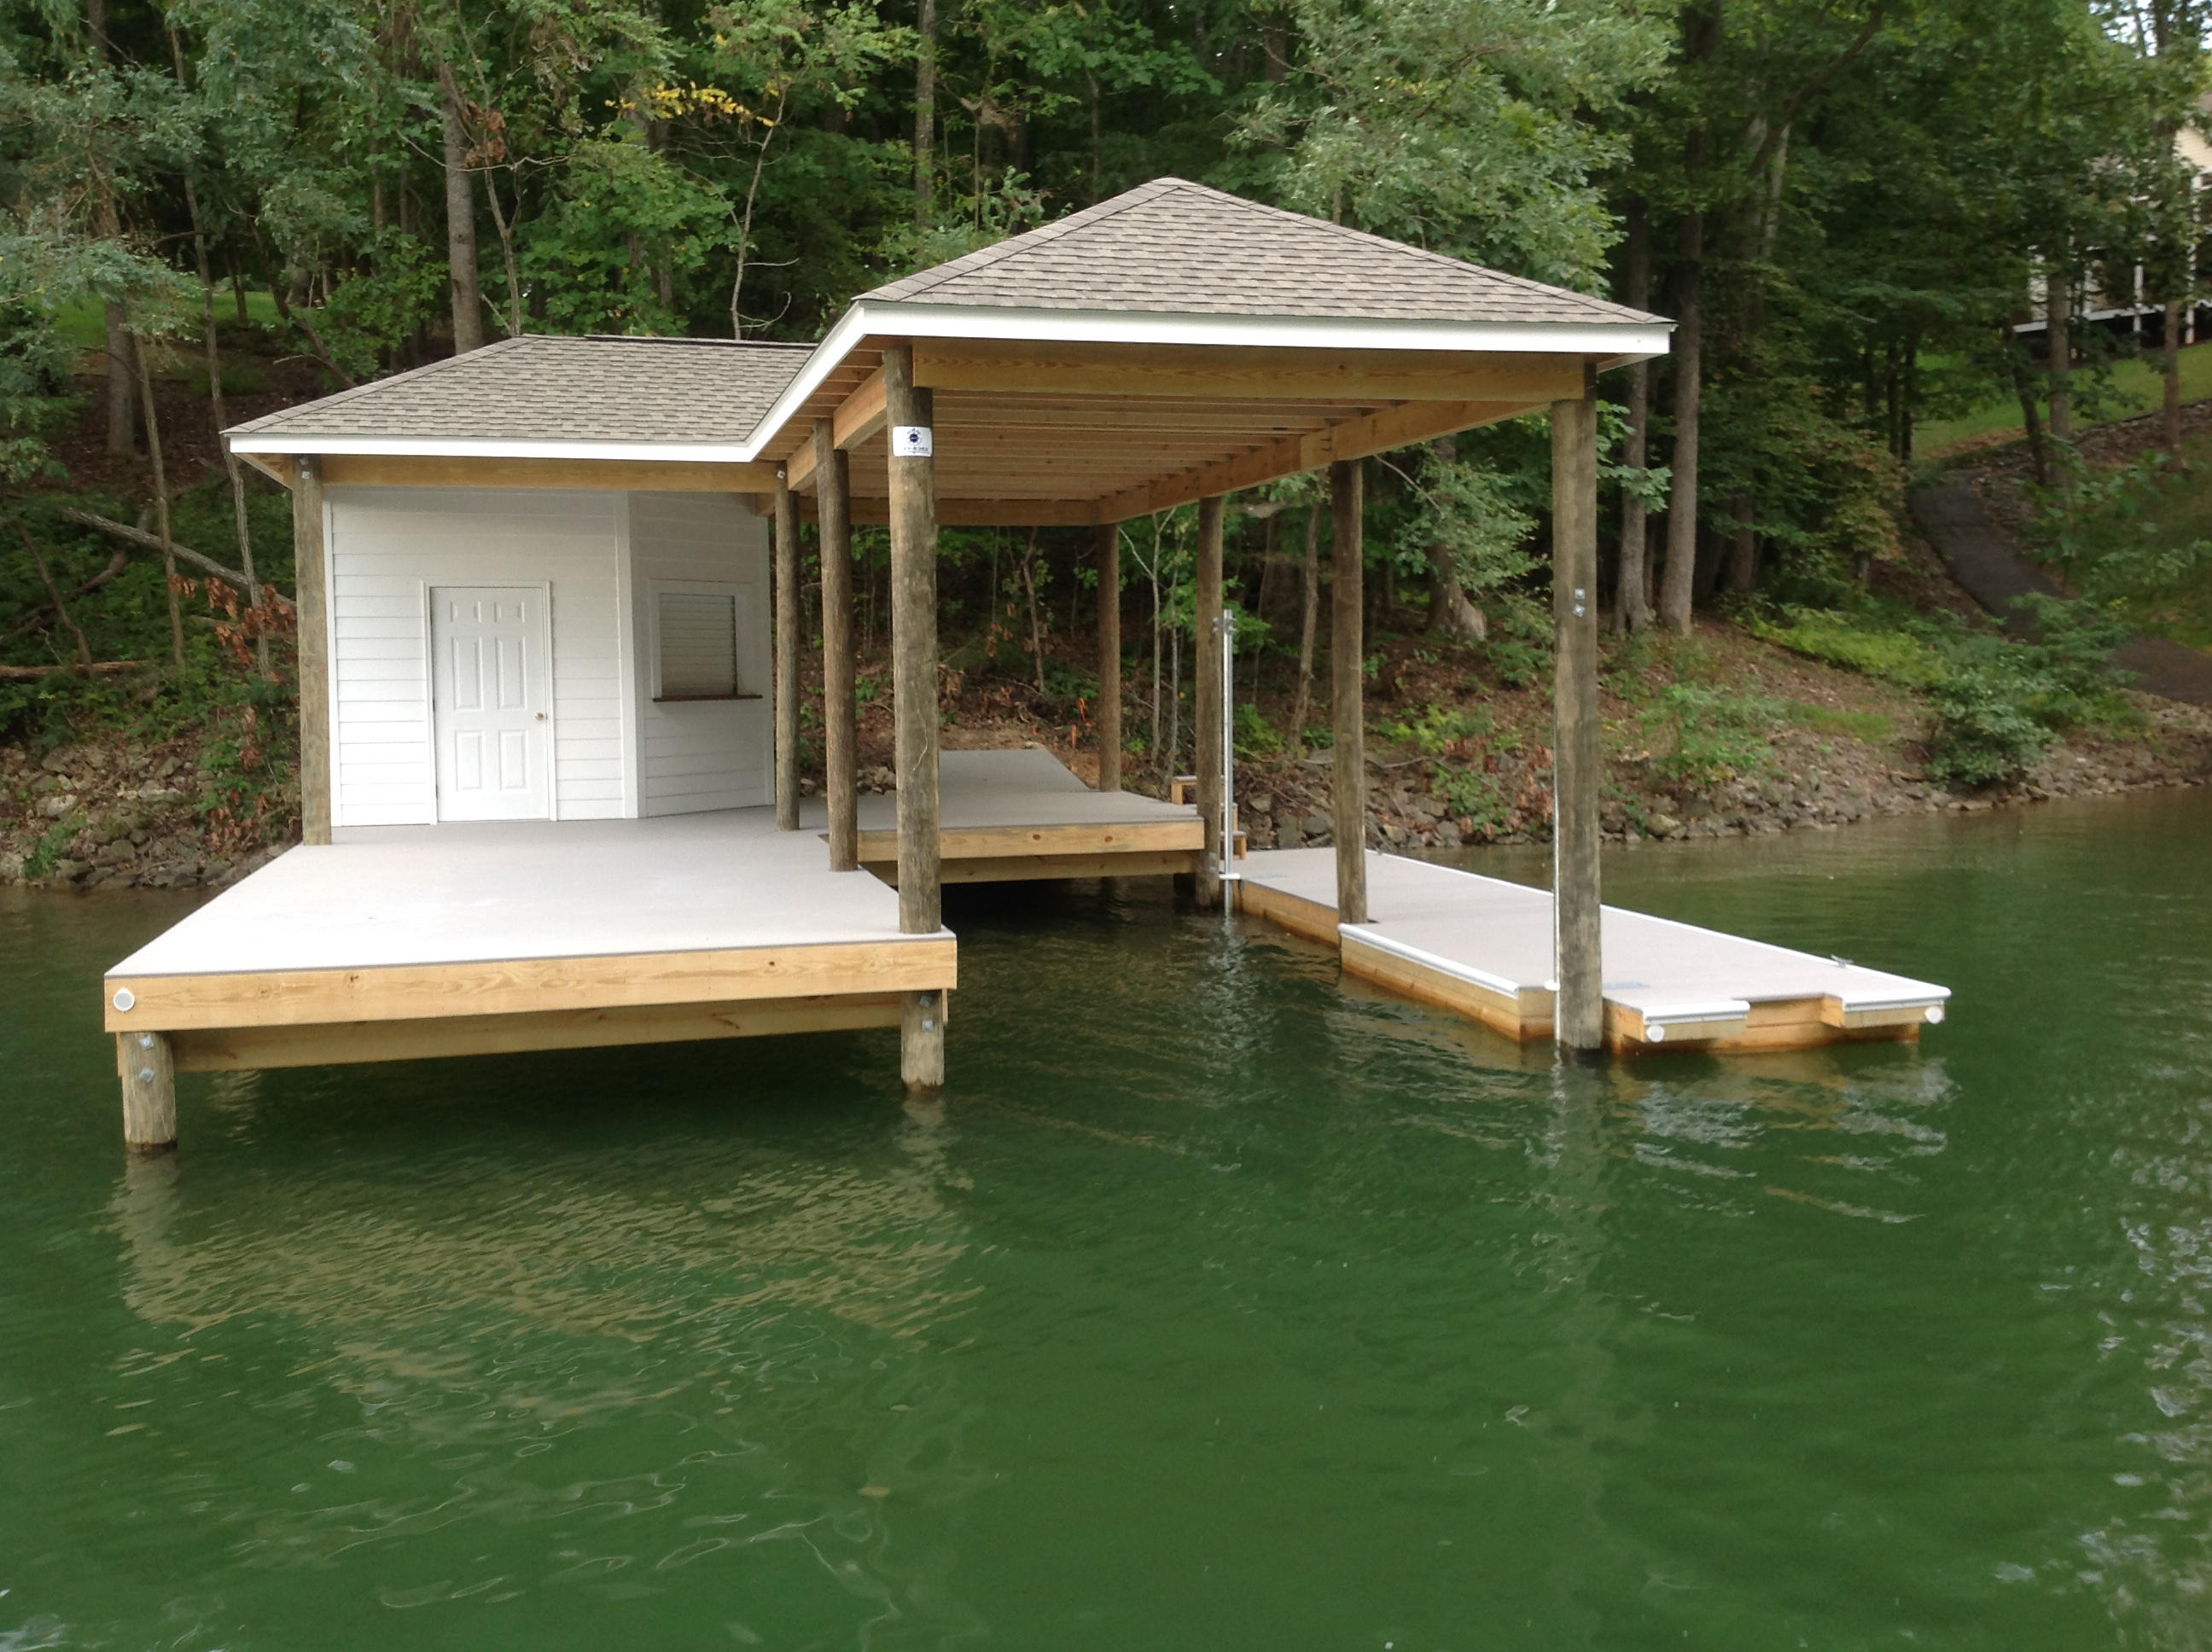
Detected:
[657,590,740,698]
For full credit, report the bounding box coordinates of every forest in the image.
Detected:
[3,0,2210,875]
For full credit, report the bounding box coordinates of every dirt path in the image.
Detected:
[1909,479,2212,707]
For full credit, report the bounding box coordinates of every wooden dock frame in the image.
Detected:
[107,932,957,1153]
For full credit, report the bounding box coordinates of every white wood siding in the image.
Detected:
[327,488,628,826]
[628,492,771,815]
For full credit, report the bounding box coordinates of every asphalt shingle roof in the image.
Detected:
[863,177,1661,327]
[227,334,812,445]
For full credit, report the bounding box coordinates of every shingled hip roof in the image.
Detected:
[861,177,1661,329]
[227,178,1669,461]
[226,334,813,457]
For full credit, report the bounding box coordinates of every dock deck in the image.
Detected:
[1238,849,1948,1053]
[103,810,954,1073]
[811,747,1205,883]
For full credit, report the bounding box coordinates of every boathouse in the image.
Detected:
[102,178,1947,1149]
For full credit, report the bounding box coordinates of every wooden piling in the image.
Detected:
[1193,494,1225,910]
[1330,459,1367,926]
[117,1029,176,1153]
[1096,520,1121,794]
[1551,387,1604,1052]
[293,457,330,846]
[816,417,859,872]
[884,343,946,1090]
[772,468,800,831]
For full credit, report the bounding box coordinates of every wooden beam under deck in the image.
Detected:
[852,818,1202,866]
[106,937,957,1034]
[167,992,908,1072]
[866,848,1200,886]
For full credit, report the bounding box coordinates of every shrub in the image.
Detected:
[1924,676,2051,786]
[1643,684,1779,789]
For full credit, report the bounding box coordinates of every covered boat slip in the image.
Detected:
[1237,851,1948,1055]
[103,808,953,1079]
[100,172,1955,1149]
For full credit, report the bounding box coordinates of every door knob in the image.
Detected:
[535,712,546,721]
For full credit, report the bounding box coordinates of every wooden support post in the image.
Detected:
[1193,495,1225,910]
[772,467,800,831]
[816,418,859,871]
[117,1029,176,1153]
[1095,520,1121,794]
[293,456,330,846]
[1551,387,1604,1053]
[1330,458,1367,926]
[884,343,946,1091]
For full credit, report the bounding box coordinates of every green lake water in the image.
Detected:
[5,791,2212,1649]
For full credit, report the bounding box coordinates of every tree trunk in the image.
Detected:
[170,33,270,677]
[2007,325,2049,487]
[1726,492,1757,593]
[104,306,137,455]
[439,64,485,354]
[2166,296,2185,455]
[1290,503,1321,747]
[914,0,937,229]
[132,344,186,672]
[1423,434,1486,642]
[2046,268,2071,446]
[1660,206,1703,634]
[1616,200,1654,632]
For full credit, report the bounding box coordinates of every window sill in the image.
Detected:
[653,693,763,703]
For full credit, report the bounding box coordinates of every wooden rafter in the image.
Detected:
[1096,398,1536,522]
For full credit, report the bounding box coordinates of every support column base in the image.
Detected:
[117,1030,178,1153]
[901,989,946,1091]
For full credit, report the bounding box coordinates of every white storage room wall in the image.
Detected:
[626,492,771,816]
[324,487,629,826]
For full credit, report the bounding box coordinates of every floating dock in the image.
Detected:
[816,747,1204,884]
[1237,848,1948,1054]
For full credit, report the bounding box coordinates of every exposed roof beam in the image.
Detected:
[785,365,889,492]
[1097,398,1538,522]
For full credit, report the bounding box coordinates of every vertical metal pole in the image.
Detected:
[1216,607,1238,912]
[772,467,800,830]
[1192,494,1225,910]
[1330,459,1367,925]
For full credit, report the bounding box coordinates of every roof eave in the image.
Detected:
[224,433,758,463]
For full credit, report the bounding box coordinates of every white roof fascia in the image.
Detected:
[737,299,1674,459]
[873,301,1674,359]
[227,434,758,462]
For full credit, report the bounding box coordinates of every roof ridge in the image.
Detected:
[226,335,534,437]
[874,177,1187,302]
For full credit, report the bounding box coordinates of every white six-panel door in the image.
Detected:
[429,586,551,821]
